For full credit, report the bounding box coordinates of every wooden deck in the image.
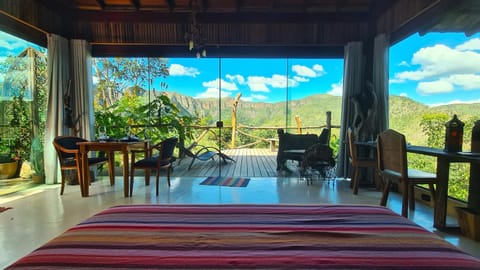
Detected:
[171,148,280,177]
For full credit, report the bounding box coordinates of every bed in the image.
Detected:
[7,204,480,269]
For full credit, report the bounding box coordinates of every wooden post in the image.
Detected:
[326,111,331,130]
[295,115,302,134]
[231,93,242,149]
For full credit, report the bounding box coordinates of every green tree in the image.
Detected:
[420,112,449,148]
[93,58,169,109]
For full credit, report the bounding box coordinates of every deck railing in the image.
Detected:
[111,111,340,156]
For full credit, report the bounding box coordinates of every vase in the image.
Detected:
[0,161,18,179]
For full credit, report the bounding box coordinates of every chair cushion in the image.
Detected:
[62,158,77,167]
[408,168,436,179]
[197,151,216,161]
[134,156,170,168]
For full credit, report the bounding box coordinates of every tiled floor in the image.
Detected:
[1,176,479,268]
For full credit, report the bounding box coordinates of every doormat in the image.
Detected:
[200,176,250,187]
[0,207,12,213]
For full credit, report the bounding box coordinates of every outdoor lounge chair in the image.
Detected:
[179,142,235,170]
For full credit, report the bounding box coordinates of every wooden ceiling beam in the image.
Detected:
[389,0,444,45]
[72,10,369,24]
[91,44,345,58]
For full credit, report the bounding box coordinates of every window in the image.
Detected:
[0,30,47,180]
[389,32,480,202]
[92,57,343,152]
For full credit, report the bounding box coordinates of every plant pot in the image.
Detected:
[456,207,480,241]
[32,174,45,184]
[0,161,18,179]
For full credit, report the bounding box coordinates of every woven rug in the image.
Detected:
[200,176,250,187]
[0,207,12,213]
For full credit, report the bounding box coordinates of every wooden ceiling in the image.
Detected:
[1,0,480,57]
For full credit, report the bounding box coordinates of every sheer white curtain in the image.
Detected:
[373,33,389,135]
[337,42,364,177]
[71,39,94,140]
[44,34,70,184]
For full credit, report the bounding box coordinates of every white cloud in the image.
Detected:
[226,74,246,84]
[393,44,480,82]
[203,78,238,91]
[247,76,270,92]
[327,81,343,96]
[398,61,410,67]
[400,92,408,97]
[293,76,309,82]
[168,64,200,77]
[456,38,480,51]
[313,64,325,74]
[446,74,480,90]
[414,74,480,95]
[289,64,326,84]
[195,88,232,98]
[247,74,299,92]
[391,40,480,99]
[417,80,454,95]
[250,94,268,100]
[241,94,268,102]
[428,98,480,107]
[292,65,316,77]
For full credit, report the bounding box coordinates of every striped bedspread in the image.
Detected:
[7,204,480,269]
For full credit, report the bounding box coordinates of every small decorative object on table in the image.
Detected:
[444,114,464,152]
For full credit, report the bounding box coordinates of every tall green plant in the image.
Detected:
[9,89,31,161]
[95,93,196,143]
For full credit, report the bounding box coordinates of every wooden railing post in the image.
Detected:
[295,115,302,134]
[326,111,331,130]
[231,93,241,149]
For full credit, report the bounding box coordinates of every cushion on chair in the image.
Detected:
[197,151,217,161]
[62,158,77,167]
[408,168,436,178]
[134,156,170,168]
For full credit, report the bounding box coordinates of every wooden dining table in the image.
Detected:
[406,146,480,230]
[356,140,480,230]
[77,140,149,197]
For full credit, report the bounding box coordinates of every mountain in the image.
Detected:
[166,92,343,127]
[165,92,479,145]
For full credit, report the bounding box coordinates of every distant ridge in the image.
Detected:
[164,91,479,145]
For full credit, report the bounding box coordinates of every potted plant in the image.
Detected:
[0,138,20,179]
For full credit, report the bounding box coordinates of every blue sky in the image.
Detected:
[1,31,479,106]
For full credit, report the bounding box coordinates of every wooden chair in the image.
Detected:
[347,127,378,195]
[129,137,178,196]
[376,129,437,218]
[53,136,110,195]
